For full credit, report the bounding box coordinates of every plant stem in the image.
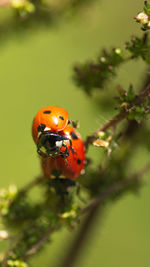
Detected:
[59,204,101,267]
[25,226,57,258]
[84,84,150,149]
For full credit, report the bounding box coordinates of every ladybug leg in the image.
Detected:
[60,154,68,165]
[69,139,76,154]
[56,142,69,164]
[62,137,76,157]
[68,120,79,129]
[37,148,42,156]
[64,157,68,165]
[61,154,69,165]
[37,148,47,157]
[61,143,69,157]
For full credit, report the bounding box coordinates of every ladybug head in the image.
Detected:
[37,130,69,158]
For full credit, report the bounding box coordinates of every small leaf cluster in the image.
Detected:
[73,29,150,94]
[116,85,149,122]
[126,34,150,62]
[0,181,81,266]
[127,105,148,122]
[73,48,124,94]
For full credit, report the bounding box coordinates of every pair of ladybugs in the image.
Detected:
[32,106,85,179]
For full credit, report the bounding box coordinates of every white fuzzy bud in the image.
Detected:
[136,12,149,24]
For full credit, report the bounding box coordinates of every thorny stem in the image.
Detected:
[59,162,150,267]
[84,84,150,150]
[122,69,150,139]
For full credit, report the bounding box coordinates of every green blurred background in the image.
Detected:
[0,0,150,266]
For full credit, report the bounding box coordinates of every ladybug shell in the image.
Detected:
[32,106,68,144]
[41,125,85,179]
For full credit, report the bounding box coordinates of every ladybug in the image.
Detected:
[32,106,69,144]
[32,106,85,179]
[40,125,85,179]
[32,106,73,158]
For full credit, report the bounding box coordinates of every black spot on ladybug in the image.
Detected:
[43,110,51,114]
[59,116,64,120]
[37,124,46,132]
[70,131,78,140]
[77,159,81,165]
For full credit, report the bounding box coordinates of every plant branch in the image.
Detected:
[25,226,57,258]
[2,162,150,267]
[59,204,101,267]
[59,162,150,267]
[80,162,150,215]
[84,84,150,149]
[1,225,60,266]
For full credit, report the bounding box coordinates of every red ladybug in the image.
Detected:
[32,106,69,144]
[32,106,74,159]
[32,106,85,179]
[40,125,85,179]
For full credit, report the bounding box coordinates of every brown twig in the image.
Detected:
[59,204,101,267]
[25,226,57,258]
[84,84,150,149]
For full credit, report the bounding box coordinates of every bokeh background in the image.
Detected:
[0,0,150,266]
